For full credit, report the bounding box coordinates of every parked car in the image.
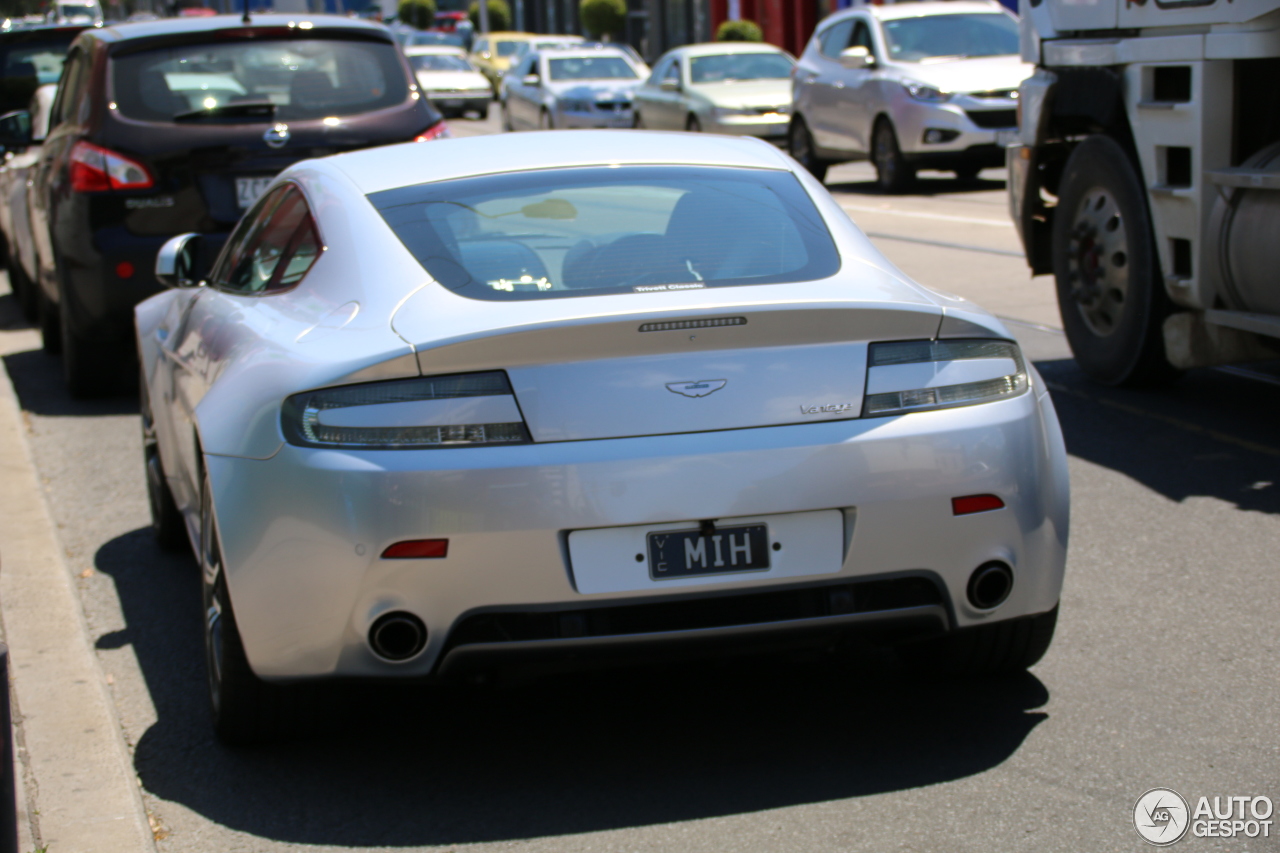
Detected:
[470,32,583,95]
[7,14,446,397]
[405,46,491,118]
[788,0,1030,191]
[138,129,1068,745]
[0,83,57,320]
[632,43,794,138]
[503,46,644,130]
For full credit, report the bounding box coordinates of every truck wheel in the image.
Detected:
[872,118,914,194]
[1053,135,1178,386]
[902,606,1058,676]
[788,117,829,183]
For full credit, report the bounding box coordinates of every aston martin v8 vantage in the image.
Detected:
[137,131,1068,744]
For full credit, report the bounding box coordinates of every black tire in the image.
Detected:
[955,166,982,183]
[686,114,702,133]
[201,472,298,746]
[6,255,37,322]
[788,117,829,183]
[141,370,188,553]
[477,105,489,120]
[632,111,645,129]
[501,101,513,132]
[538,109,554,130]
[1053,135,1179,386]
[38,283,61,355]
[902,606,1058,677]
[872,118,914,194]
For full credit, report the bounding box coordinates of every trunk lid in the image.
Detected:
[393,285,943,442]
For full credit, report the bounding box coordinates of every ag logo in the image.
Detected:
[666,379,727,398]
[1134,788,1190,846]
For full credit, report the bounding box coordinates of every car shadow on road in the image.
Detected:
[94,528,1050,847]
[1,347,138,417]
[1037,357,1280,515]
[825,174,1006,197]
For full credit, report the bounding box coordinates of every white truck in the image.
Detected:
[1009,0,1280,384]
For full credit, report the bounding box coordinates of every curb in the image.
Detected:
[0,343,156,853]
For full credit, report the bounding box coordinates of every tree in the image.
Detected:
[716,20,763,42]
[580,0,626,40]
[398,0,437,30]
[468,0,512,32]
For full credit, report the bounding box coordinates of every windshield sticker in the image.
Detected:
[634,283,706,293]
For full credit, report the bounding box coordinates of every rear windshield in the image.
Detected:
[111,38,409,123]
[690,52,793,84]
[369,165,840,301]
[881,14,1019,62]
[410,54,473,72]
[0,34,78,112]
[548,55,636,81]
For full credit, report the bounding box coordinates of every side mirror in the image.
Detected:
[522,73,540,86]
[155,233,203,288]
[838,46,876,70]
[659,79,680,92]
[0,110,33,153]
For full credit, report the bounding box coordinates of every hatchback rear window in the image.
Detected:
[111,38,408,123]
[369,165,840,301]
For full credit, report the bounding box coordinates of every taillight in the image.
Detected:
[68,141,154,193]
[413,121,452,142]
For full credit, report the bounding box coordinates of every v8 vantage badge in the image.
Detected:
[1134,788,1191,846]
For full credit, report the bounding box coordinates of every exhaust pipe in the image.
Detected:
[967,561,1013,610]
[369,612,428,661]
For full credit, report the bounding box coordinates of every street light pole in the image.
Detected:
[477,0,489,33]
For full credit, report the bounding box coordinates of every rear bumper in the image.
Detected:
[206,382,1069,681]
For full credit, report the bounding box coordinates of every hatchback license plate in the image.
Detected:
[236,177,274,209]
[648,523,770,580]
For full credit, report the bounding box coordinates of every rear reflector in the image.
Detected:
[115,261,135,279]
[952,494,1005,515]
[381,539,449,559]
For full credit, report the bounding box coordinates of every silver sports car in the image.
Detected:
[139,131,1068,744]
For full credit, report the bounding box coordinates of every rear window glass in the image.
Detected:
[0,35,78,112]
[548,56,637,81]
[111,38,408,123]
[369,165,840,301]
[690,52,793,84]
[410,54,473,72]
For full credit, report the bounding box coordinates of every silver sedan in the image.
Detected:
[632,43,794,137]
[139,130,1068,744]
[503,47,644,130]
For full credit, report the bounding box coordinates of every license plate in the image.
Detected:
[235,177,274,209]
[647,523,770,580]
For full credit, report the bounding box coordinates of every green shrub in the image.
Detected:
[580,0,626,39]
[468,0,513,32]
[716,19,763,42]
[398,0,437,30]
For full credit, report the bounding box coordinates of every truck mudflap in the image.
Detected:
[1006,143,1054,277]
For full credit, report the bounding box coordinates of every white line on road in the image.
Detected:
[864,231,1025,258]
[840,202,1015,227]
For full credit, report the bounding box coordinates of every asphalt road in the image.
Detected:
[0,108,1277,852]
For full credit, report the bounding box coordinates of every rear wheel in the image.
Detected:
[686,114,702,133]
[1053,135,1178,386]
[872,118,914,194]
[202,471,299,746]
[955,166,982,183]
[902,606,1058,676]
[141,370,188,553]
[476,105,489,120]
[788,117,829,183]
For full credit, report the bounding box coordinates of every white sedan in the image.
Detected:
[139,131,1068,744]
[404,46,492,119]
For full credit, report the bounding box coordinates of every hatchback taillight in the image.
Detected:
[69,141,154,193]
[413,121,452,142]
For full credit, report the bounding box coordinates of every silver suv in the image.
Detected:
[789,1,1030,192]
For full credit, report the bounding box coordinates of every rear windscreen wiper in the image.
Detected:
[174,100,277,121]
